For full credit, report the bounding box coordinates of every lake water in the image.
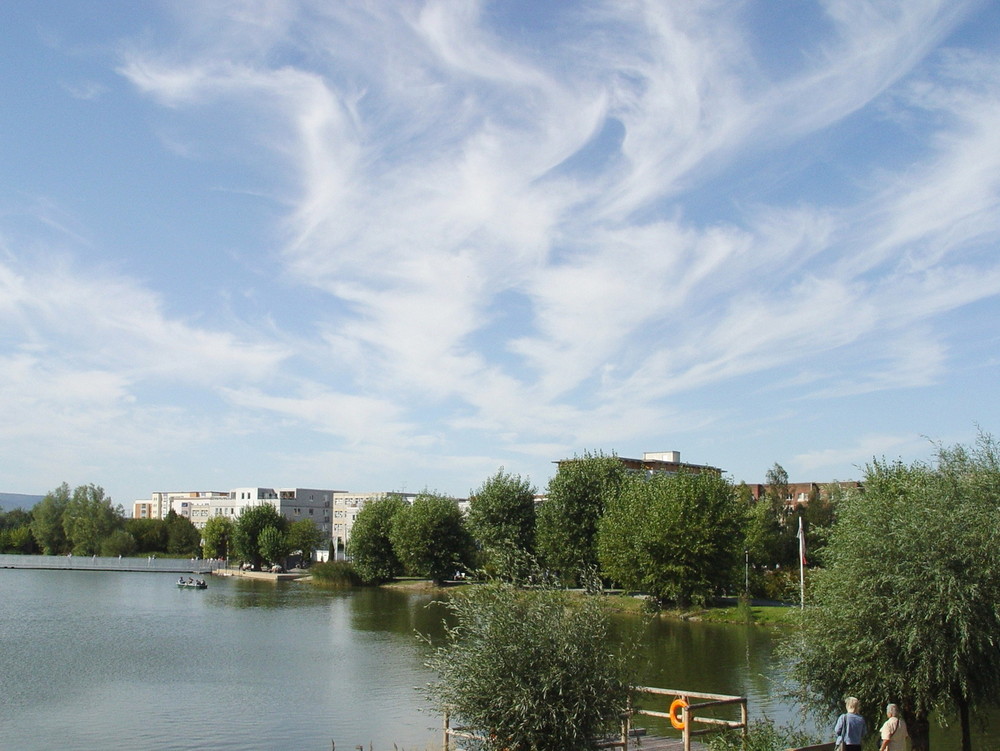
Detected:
[0,564,989,750]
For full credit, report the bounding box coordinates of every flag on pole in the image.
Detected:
[797,516,807,566]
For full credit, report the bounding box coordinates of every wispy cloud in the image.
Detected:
[3,0,999,498]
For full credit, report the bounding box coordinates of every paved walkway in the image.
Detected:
[0,553,220,574]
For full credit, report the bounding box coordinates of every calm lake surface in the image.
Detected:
[0,564,989,750]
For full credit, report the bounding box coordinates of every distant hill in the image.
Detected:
[0,492,43,512]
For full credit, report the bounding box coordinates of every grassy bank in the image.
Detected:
[601,592,800,626]
[317,572,800,626]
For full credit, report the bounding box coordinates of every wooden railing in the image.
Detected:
[630,686,748,751]
[443,686,748,751]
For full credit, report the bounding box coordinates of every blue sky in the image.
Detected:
[2,0,999,506]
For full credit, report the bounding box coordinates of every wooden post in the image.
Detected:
[741,698,748,750]
[682,702,691,751]
[443,711,450,751]
[622,695,631,751]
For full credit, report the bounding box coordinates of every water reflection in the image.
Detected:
[1,570,990,751]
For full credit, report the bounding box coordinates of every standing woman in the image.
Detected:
[834,696,866,751]
[879,704,909,751]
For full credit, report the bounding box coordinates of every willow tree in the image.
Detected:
[424,582,635,751]
[788,434,1000,751]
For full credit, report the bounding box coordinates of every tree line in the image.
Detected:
[349,456,832,603]
[413,436,1000,751]
[0,483,325,567]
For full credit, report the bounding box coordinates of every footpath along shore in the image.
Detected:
[214,568,309,582]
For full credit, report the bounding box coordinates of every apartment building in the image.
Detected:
[133,487,343,541]
[132,490,230,525]
[745,480,862,508]
[331,491,417,555]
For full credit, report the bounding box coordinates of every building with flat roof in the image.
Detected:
[133,487,345,542]
[332,491,417,555]
[555,450,723,476]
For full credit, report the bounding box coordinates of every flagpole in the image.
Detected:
[797,516,806,609]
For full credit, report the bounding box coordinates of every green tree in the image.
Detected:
[466,468,536,573]
[100,530,137,557]
[201,515,232,559]
[62,484,123,555]
[743,491,783,569]
[765,463,800,567]
[125,518,168,553]
[258,525,290,567]
[0,508,36,553]
[788,435,1000,751]
[764,462,790,510]
[598,471,744,606]
[424,581,635,751]
[535,451,627,585]
[0,507,33,530]
[232,503,288,569]
[0,524,36,553]
[165,510,202,555]
[31,483,71,555]
[287,518,324,565]
[390,492,473,585]
[348,494,407,584]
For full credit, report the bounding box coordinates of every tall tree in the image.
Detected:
[390,492,473,585]
[31,483,71,555]
[466,468,536,573]
[287,518,324,565]
[598,470,744,606]
[125,518,169,553]
[535,451,626,585]
[62,484,123,555]
[258,525,290,567]
[788,434,1000,751]
[764,463,790,510]
[348,494,407,584]
[200,515,232,559]
[165,510,202,555]
[232,503,287,569]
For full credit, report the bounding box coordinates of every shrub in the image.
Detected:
[423,582,635,751]
[706,718,819,751]
[310,561,361,587]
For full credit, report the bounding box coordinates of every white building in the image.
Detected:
[226,487,339,540]
[331,491,416,555]
[132,491,230,526]
[133,487,343,542]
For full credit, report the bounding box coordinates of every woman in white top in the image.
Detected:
[879,703,909,751]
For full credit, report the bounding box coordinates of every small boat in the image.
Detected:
[177,578,208,589]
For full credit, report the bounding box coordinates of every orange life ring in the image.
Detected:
[669,698,688,730]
